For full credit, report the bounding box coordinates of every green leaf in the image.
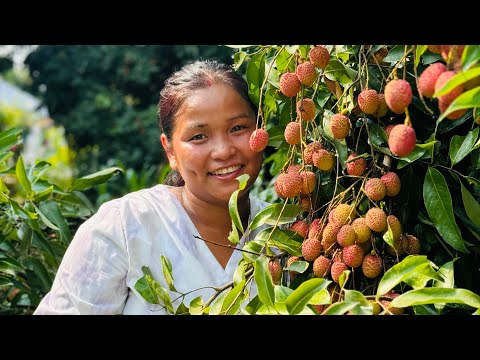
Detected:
[189,296,204,315]
[439,87,480,121]
[435,67,480,97]
[25,257,52,293]
[32,203,60,231]
[434,259,456,312]
[151,280,174,313]
[254,256,275,307]
[246,51,266,106]
[462,45,480,70]
[460,179,480,228]
[449,128,479,166]
[343,289,373,315]
[255,228,302,256]
[134,275,159,304]
[285,278,329,315]
[275,47,295,73]
[242,240,264,263]
[402,262,443,289]
[383,45,409,62]
[175,302,189,315]
[274,285,294,302]
[308,289,331,305]
[222,279,246,315]
[391,288,480,309]
[377,255,431,296]
[323,301,358,315]
[423,167,468,253]
[338,269,351,288]
[39,201,72,244]
[16,156,32,197]
[233,262,246,286]
[324,60,355,84]
[415,45,428,68]
[396,141,436,168]
[284,260,309,273]
[233,51,248,71]
[243,295,262,315]
[228,174,249,235]
[209,290,229,315]
[249,203,303,231]
[0,127,22,154]
[0,260,16,276]
[160,255,176,292]
[70,167,123,191]
[33,185,53,203]
[0,275,14,287]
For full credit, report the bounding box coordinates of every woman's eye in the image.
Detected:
[231,125,247,132]
[190,134,205,141]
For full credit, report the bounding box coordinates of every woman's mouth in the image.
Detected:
[208,165,244,179]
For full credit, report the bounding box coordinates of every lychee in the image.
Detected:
[351,217,372,244]
[362,254,383,278]
[365,207,387,232]
[336,224,357,247]
[290,220,309,238]
[380,172,401,197]
[313,149,335,171]
[329,203,356,226]
[296,98,316,121]
[342,244,364,268]
[418,62,447,98]
[313,255,331,278]
[249,128,269,152]
[321,223,341,250]
[388,124,416,157]
[403,234,421,255]
[384,124,395,139]
[274,172,302,198]
[300,170,316,194]
[374,93,389,118]
[386,215,402,242]
[438,101,467,120]
[309,45,330,69]
[346,153,367,176]
[268,259,282,285]
[284,121,301,145]
[427,45,442,54]
[384,79,412,114]
[299,195,311,213]
[331,262,349,283]
[301,237,323,261]
[303,141,323,165]
[279,72,301,97]
[364,178,386,201]
[330,113,351,139]
[308,219,325,241]
[296,62,317,86]
[435,70,464,106]
[287,256,300,281]
[358,89,380,114]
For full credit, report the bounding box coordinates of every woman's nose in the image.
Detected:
[211,136,236,160]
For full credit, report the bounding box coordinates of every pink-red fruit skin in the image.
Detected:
[388,124,416,157]
[418,62,447,98]
[249,129,269,152]
[279,72,301,97]
[385,79,412,114]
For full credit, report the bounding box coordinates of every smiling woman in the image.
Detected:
[33,59,271,315]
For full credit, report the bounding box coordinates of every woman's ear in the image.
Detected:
[160,134,177,170]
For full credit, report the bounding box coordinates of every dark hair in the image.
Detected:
[158,59,257,186]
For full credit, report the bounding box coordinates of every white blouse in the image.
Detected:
[34,184,270,315]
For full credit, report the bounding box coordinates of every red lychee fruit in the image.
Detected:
[351,217,371,244]
[342,244,364,268]
[300,170,316,194]
[301,237,323,261]
[299,195,311,213]
[384,79,412,114]
[279,72,301,97]
[308,219,325,241]
[329,203,356,226]
[427,45,442,54]
[403,234,421,255]
[313,149,335,171]
[380,291,404,315]
[331,262,349,283]
[321,223,341,250]
[438,101,467,120]
[296,62,317,86]
[388,124,416,157]
[418,62,447,98]
[313,255,331,278]
[386,215,402,242]
[329,113,351,139]
[362,254,383,278]
[249,128,269,152]
[358,89,380,114]
[290,220,309,238]
[309,45,330,69]
[284,121,301,145]
[274,172,302,198]
[380,172,401,197]
[296,98,316,121]
[346,153,367,177]
[364,178,387,201]
[303,141,323,165]
[336,224,357,247]
[365,207,387,232]
[287,256,300,281]
[435,70,464,106]
[384,124,395,139]
[268,259,282,285]
[286,163,301,174]
[374,93,389,118]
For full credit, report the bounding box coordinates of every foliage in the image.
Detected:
[0,128,122,314]
[136,45,480,315]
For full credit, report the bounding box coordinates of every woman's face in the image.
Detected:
[161,83,263,206]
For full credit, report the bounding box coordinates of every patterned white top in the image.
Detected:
[34,184,270,315]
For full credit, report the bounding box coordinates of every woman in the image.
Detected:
[34,59,269,315]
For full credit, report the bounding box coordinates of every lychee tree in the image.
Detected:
[137,45,480,315]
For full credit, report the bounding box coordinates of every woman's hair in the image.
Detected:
[158,59,257,187]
